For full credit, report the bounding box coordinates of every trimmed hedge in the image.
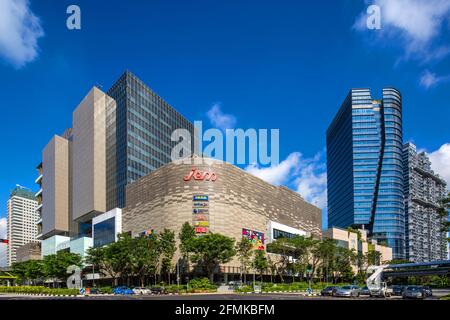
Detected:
[0,286,79,296]
[98,286,113,294]
[235,282,353,293]
[186,278,217,293]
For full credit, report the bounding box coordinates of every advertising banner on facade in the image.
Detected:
[242,228,265,250]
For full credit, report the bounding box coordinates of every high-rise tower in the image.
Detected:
[327,88,405,259]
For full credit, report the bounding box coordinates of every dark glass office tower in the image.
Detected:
[107,71,195,209]
[327,88,405,259]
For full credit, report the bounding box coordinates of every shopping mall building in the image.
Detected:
[114,156,323,274]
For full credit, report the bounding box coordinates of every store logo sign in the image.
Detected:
[193,208,209,214]
[195,227,208,234]
[193,195,209,201]
[184,168,217,182]
[193,202,208,207]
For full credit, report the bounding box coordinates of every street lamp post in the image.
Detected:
[176,260,180,289]
[92,264,95,287]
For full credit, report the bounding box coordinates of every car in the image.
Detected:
[360,286,370,296]
[334,285,360,297]
[228,281,243,289]
[112,286,135,295]
[423,286,432,297]
[320,286,338,296]
[133,287,150,295]
[88,288,101,295]
[402,286,425,299]
[150,286,167,295]
[368,282,393,297]
[390,285,404,296]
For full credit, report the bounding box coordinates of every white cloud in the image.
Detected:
[0,217,6,267]
[419,70,450,89]
[245,152,328,209]
[428,143,450,187]
[354,0,450,62]
[206,103,237,131]
[245,152,301,186]
[0,0,44,68]
[294,155,328,209]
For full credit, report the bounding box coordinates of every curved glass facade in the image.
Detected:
[327,88,405,259]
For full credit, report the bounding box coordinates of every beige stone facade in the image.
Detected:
[41,135,70,238]
[72,87,116,222]
[324,227,393,271]
[123,157,322,270]
[16,242,42,263]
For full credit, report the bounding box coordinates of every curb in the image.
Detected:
[10,293,81,297]
[240,291,319,296]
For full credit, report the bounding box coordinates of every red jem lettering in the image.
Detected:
[183,168,217,182]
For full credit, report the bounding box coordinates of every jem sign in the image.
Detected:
[183,168,217,182]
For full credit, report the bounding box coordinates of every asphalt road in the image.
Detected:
[0,293,442,300]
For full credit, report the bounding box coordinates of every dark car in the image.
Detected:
[360,286,370,296]
[391,285,404,296]
[320,286,338,296]
[150,286,167,295]
[423,286,432,297]
[89,288,101,295]
[402,286,425,299]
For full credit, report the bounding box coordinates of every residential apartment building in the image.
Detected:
[327,88,405,259]
[6,186,38,266]
[403,142,448,262]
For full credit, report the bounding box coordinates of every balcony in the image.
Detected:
[36,233,43,240]
[36,217,42,225]
[35,174,43,184]
[35,189,42,198]
[36,203,42,211]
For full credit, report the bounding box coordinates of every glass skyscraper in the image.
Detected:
[327,88,405,259]
[107,71,195,209]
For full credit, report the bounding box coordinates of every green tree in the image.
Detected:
[334,247,355,283]
[386,259,409,265]
[315,238,338,283]
[178,222,196,280]
[266,256,277,283]
[159,229,176,284]
[235,237,254,283]
[346,227,362,241]
[289,236,314,281]
[252,250,268,282]
[43,251,82,287]
[12,260,44,285]
[367,249,382,266]
[86,246,118,287]
[266,238,294,283]
[129,234,160,287]
[190,233,236,282]
[86,233,131,286]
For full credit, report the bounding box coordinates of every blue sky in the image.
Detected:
[0,0,450,237]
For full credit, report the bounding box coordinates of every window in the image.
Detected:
[93,218,116,247]
[273,229,296,240]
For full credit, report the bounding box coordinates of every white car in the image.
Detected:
[133,287,150,295]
